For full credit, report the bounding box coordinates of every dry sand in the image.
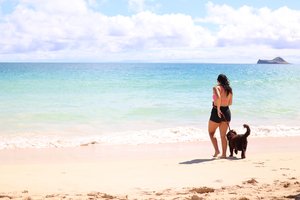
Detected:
[0,136,299,199]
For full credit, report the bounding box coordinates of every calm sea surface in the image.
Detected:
[0,63,299,148]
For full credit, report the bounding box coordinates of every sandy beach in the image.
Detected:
[2,0,300,199]
[0,136,299,200]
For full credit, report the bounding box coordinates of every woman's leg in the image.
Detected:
[219,122,229,158]
[208,120,220,157]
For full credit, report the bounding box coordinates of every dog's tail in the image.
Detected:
[243,124,250,138]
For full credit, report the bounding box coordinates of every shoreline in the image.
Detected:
[1,123,300,149]
[0,136,300,199]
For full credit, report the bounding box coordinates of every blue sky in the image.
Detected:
[96,0,300,17]
[0,0,300,63]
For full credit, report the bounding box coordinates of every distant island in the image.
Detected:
[257,57,289,64]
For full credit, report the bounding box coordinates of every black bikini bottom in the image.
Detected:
[209,105,231,123]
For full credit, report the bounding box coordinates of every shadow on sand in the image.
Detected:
[179,156,240,164]
[179,158,215,164]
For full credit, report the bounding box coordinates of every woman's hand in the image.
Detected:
[217,109,222,118]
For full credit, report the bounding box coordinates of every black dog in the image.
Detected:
[226,124,250,159]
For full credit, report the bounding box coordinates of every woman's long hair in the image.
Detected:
[217,74,232,96]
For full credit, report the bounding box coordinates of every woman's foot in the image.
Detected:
[213,151,220,157]
[218,155,227,159]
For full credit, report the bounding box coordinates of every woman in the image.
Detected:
[208,74,233,158]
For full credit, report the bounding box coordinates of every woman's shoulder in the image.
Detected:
[214,85,223,91]
[213,85,220,92]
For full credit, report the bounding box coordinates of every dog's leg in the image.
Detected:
[234,149,238,154]
[229,147,233,157]
[241,150,246,159]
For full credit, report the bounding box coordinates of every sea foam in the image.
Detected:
[0,125,299,149]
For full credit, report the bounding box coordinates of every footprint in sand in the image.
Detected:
[254,165,265,168]
[0,195,13,199]
[281,181,291,188]
[155,192,163,196]
[253,161,264,165]
[45,194,60,198]
[280,167,290,170]
[253,161,265,168]
[243,178,258,185]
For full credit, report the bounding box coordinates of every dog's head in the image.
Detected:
[226,130,237,141]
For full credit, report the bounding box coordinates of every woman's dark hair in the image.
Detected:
[217,74,232,96]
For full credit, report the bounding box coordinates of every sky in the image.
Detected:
[0,0,300,63]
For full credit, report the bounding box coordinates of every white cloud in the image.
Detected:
[0,1,214,57]
[0,1,300,62]
[198,2,300,49]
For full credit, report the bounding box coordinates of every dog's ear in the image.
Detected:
[231,130,237,135]
[227,130,234,134]
[226,133,231,140]
[226,131,234,139]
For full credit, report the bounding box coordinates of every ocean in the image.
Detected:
[0,63,299,149]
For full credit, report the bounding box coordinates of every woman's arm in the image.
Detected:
[228,93,233,106]
[213,86,222,118]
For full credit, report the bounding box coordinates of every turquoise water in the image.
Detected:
[0,63,299,148]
